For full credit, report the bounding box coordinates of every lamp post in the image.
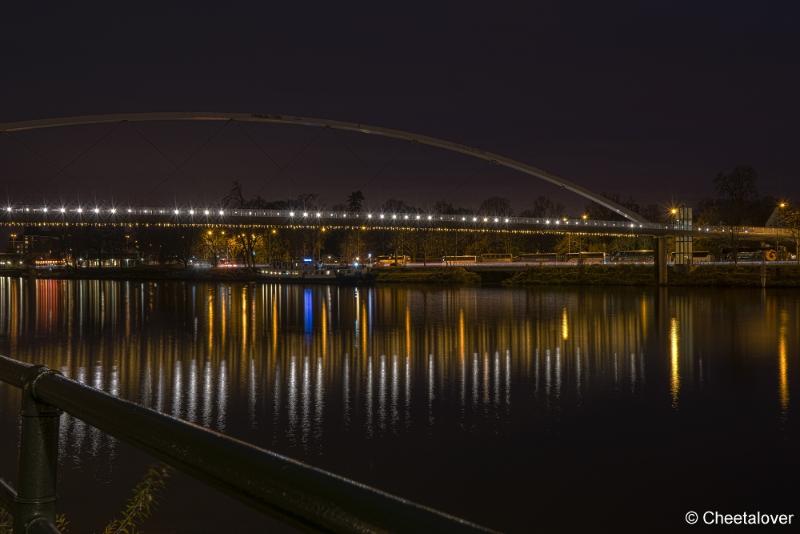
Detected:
[578,214,588,253]
[268,228,277,266]
[777,201,786,258]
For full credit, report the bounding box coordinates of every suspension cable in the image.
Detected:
[250,128,324,201]
[45,121,124,187]
[146,119,233,196]
[129,121,179,170]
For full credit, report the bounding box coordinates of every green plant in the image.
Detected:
[103,465,171,534]
[0,507,68,533]
[56,514,70,533]
[0,506,10,534]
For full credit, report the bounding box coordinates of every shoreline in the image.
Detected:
[2,264,800,288]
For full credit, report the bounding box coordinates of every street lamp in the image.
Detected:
[777,201,791,260]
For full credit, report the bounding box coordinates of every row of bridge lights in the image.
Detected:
[3,205,651,228]
[4,206,229,216]
[3,205,541,223]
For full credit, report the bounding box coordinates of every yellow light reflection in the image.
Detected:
[561,307,569,341]
[207,290,214,351]
[404,305,411,357]
[220,288,227,346]
[321,298,328,358]
[361,297,368,357]
[670,317,680,408]
[458,308,466,360]
[779,309,789,416]
[271,292,278,354]
[241,286,248,353]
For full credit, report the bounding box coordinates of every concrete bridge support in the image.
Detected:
[673,207,693,265]
[656,236,669,286]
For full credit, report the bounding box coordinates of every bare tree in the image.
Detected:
[200,229,229,266]
[347,191,365,212]
[478,197,513,216]
[233,232,263,269]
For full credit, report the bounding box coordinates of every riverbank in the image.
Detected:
[2,263,800,287]
[667,264,800,287]
[501,265,654,286]
[501,264,800,287]
[0,266,484,286]
[0,266,370,285]
[371,267,481,285]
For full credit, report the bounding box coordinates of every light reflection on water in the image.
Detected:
[2,279,654,438]
[0,279,796,438]
[0,277,798,532]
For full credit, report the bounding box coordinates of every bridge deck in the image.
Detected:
[1,205,790,239]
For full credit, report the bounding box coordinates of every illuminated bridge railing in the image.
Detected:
[1,204,790,237]
[0,355,488,534]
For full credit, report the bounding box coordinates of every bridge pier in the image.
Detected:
[656,236,669,286]
[673,207,693,265]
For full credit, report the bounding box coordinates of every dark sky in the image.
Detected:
[1,2,798,213]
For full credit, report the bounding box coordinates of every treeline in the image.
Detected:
[694,165,777,226]
[221,181,570,218]
[47,224,654,268]
[221,176,695,224]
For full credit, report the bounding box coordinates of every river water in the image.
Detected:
[0,278,797,532]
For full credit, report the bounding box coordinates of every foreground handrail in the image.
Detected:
[0,477,16,509]
[0,355,489,533]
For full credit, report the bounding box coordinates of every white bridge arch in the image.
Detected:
[0,112,648,223]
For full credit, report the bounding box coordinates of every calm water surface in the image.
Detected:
[0,278,798,532]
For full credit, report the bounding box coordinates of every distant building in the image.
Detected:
[7,232,61,257]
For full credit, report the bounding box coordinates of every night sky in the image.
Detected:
[1,3,798,213]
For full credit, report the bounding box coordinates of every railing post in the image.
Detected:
[14,366,61,533]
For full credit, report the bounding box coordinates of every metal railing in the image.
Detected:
[0,355,489,533]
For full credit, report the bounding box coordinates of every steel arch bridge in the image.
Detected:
[0,111,649,223]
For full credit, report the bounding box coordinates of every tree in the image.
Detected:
[222,181,246,208]
[697,165,775,226]
[233,232,262,269]
[478,197,513,216]
[260,228,288,265]
[584,193,643,221]
[519,196,564,218]
[713,165,759,205]
[710,165,760,225]
[381,198,418,213]
[432,200,472,215]
[294,193,320,210]
[199,229,229,266]
[347,191,365,212]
